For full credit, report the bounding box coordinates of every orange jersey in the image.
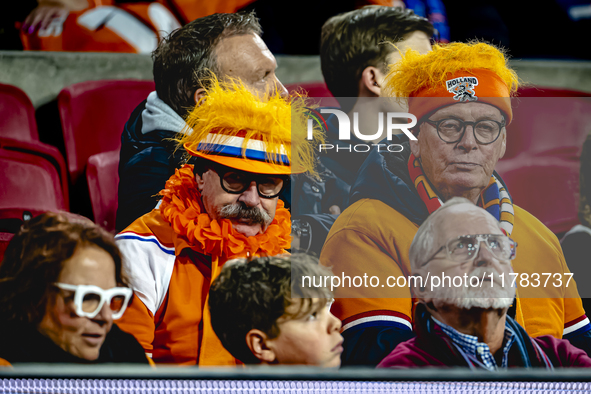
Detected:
[21,3,180,53]
[115,209,237,365]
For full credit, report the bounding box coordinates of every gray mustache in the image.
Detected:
[468,267,510,287]
[218,203,272,225]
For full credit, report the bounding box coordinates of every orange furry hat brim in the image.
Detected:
[382,42,520,124]
[176,78,324,176]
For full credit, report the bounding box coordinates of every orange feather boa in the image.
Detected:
[158,165,291,260]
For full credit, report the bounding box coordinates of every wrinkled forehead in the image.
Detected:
[215,33,275,69]
[436,203,503,244]
[385,31,433,67]
[212,165,287,180]
[251,33,273,54]
[428,102,504,121]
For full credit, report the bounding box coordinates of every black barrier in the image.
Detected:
[2,365,591,393]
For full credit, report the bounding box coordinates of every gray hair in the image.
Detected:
[152,11,262,116]
[409,197,474,272]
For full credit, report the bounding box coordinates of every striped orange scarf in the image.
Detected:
[407,153,515,235]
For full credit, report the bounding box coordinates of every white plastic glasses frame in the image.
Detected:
[54,283,133,320]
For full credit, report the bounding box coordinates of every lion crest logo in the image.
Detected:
[446,77,479,102]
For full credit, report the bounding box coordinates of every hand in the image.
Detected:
[291,234,301,251]
[23,5,69,34]
[291,219,311,252]
[329,205,341,215]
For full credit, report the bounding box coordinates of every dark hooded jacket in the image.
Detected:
[292,111,374,255]
[116,94,186,232]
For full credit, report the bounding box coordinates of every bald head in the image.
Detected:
[410,197,516,311]
[410,197,503,272]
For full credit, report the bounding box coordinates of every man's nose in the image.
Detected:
[238,181,260,207]
[473,242,503,269]
[458,124,478,151]
[273,76,289,99]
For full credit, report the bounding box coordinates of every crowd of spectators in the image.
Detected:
[0,4,590,372]
[2,0,591,59]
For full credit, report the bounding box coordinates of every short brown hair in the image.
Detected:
[153,11,262,117]
[0,212,127,325]
[209,255,334,364]
[320,6,434,111]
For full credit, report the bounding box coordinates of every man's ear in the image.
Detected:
[499,128,507,159]
[414,272,432,303]
[409,135,421,159]
[194,88,206,106]
[360,66,382,97]
[194,170,206,192]
[246,329,276,364]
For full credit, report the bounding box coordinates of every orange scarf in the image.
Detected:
[158,164,291,261]
[158,165,291,366]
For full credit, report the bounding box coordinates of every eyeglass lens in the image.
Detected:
[222,171,284,197]
[82,292,126,314]
[448,235,514,262]
[437,119,502,144]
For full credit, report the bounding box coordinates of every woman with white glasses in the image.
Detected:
[0,212,150,366]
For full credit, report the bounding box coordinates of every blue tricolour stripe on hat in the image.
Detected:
[195,143,290,165]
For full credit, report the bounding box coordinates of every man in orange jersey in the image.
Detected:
[320,42,591,366]
[21,0,182,52]
[115,79,323,365]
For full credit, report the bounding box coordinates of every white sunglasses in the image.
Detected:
[54,283,133,320]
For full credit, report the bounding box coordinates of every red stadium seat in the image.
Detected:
[495,87,591,235]
[0,138,69,210]
[0,83,39,141]
[86,150,120,232]
[58,79,155,184]
[0,232,14,264]
[495,155,580,234]
[0,139,68,261]
[0,140,68,250]
[503,87,591,161]
[286,81,340,108]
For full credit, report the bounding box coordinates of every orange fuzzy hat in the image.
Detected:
[382,42,520,124]
[176,78,324,176]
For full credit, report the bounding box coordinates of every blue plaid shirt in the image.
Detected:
[432,317,516,370]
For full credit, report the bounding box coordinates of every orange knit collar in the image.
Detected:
[159,165,291,260]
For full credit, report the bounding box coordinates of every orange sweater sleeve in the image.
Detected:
[320,200,416,326]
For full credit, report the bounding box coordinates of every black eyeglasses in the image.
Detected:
[212,165,288,199]
[424,117,505,145]
[420,234,517,268]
